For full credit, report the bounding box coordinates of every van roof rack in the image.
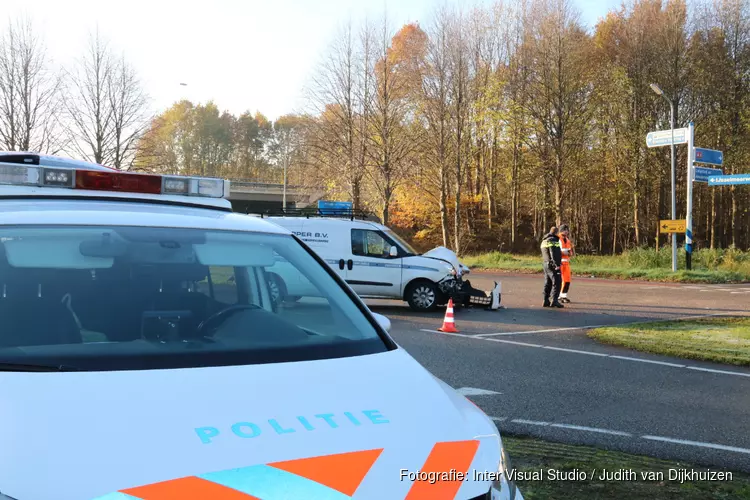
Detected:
[250,207,380,222]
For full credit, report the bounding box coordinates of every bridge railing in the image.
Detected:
[228,178,322,192]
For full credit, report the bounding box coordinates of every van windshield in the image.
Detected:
[384,229,419,255]
[0,225,389,372]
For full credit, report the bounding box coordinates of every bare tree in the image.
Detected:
[0,18,62,153]
[65,30,148,168]
[366,15,418,225]
[108,55,150,169]
[305,20,365,208]
[448,10,471,253]
[422,6,454,246]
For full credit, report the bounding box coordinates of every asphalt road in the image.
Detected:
[366,272,750,473]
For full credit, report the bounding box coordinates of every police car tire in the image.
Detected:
[405,280,439,312]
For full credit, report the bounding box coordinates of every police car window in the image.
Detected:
[195,266,239,305]
[0,226,387,371]
[351,229,390,258]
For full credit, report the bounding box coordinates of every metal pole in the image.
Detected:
[282,154,287,210]
[686,122,694,270]
[670,99,677,272]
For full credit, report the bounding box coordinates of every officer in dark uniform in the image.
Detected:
[541,226,564,308]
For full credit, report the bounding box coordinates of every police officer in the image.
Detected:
[541,226,564,308]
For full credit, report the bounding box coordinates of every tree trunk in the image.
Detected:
[613,202,619,255]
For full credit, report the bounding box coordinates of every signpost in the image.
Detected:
[685,123,695,270]
[647,125,684,272]
[694,148,723,166]
[646,128,688,148]
[694,166,723,183]
[659,219,686,233]
[708,174,750,186]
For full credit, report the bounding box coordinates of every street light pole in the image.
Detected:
[651,83,677,272]
[669,98,677,272]
[282,152,288,210]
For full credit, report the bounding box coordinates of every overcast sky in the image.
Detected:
[11,0,621,121]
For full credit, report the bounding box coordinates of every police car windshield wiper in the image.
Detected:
[0,362,79,372]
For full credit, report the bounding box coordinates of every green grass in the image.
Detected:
[587,317,750,366]
[462,247,750,283]
[504,436,750,499]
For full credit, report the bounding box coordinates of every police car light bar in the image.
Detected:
[0,162,229,198]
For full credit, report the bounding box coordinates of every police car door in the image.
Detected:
[346,228,402,298]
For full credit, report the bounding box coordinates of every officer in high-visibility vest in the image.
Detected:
[541,226,564,308]
[559,224,574,303]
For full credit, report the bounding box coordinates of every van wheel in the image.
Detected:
[267,273,287,305]
[406,281,438,312]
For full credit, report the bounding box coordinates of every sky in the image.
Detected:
[11,0,621,122]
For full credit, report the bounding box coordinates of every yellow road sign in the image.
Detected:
[659,219,686,233]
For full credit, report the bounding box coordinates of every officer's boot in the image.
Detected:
[543,296,551,307]
[551,300,564,308]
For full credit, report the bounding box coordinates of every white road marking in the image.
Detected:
[484,338,544,348]
[493,417,750,455]
[456,387,502,396]
[548,423,632,437]
[419,312,750,377]
[542,346,609,356]
[608,355,685,367]
[642,436,750,455]
[686,366,750,378]
[511,419,549,426]
[477,312,738,338]
[477,325,608,337]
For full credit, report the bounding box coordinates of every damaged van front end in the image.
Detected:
[421,247,501,310]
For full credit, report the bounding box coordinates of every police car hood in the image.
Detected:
[422,246,463,271]
[0,348,501,500]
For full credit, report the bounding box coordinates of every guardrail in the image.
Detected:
[228,178,323,192]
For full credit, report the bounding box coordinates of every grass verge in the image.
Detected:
[462,248,750,283]
[587,317,750,366]
[504,436,750,499]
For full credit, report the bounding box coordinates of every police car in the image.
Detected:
[0,153,522,500]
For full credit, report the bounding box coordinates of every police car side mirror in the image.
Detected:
[389,246,398,258]
[372,312,391,333]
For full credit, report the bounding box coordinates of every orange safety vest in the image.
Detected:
[561,236,573,264]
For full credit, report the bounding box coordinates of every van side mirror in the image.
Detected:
[389,246,398,258]
[372,312,391,332]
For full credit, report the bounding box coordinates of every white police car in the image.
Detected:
[0,153,522,500]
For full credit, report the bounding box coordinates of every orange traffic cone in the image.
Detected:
[438,299,459,333]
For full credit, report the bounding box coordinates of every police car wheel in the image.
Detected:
[406,281,438,312]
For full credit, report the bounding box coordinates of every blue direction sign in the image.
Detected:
[694,166,723,183]
[318,200,353,214]
[708,174,750,186]
[646,128,688,148]
[694,148,723,166]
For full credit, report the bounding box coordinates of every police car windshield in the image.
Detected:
[0,225,389,371]
[384,229,419,255]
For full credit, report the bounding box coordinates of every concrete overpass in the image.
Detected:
[227,179,326,213]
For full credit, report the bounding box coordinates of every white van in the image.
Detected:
[258,214,481,312]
